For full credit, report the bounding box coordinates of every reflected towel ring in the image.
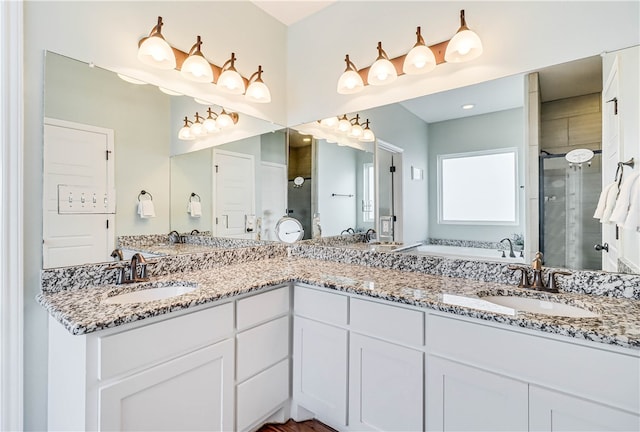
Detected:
[138,190,153,201]
[189,192,201,202]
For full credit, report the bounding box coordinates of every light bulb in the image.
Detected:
[203,118,219,133]
[337,116,351,133]
[218,70,246,94]
[403,45,436,74]
[367,42,397,86]
[190,121,204,137]
[444,10,483,63]
[178,126,194,140]
[337,55,364,94]
[245,81,271,103]
[180,36,214,83]
[320,117,339,128]
[216,112,233,129]
[360,128,375,142]
[350,124,363,137]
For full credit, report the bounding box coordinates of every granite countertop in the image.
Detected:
[37,257,640,349]
[125,243,225,256]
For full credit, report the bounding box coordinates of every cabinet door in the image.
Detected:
[99,339,234,431]
[530,386,640,431]
[349,333,424,431]
[292,316,348,427]
[426,356,528,432]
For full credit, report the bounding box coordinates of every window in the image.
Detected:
[438,149,518,224]
[362,163,374,222]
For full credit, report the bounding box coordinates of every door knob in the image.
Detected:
[594,243,609,252]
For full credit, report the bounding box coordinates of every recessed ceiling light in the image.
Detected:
[462,103,475,110]
[302,137,311,142]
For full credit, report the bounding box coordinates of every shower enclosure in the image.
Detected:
[539,151,602,270]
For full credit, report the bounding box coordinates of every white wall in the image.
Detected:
[287,1,640,125]
[427,108,525,243]
[316,141,358,236]
[170,149,213,234]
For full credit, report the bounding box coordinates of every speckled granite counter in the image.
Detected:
[37,257,640,349]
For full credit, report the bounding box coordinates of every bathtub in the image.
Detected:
[401,244,526,263]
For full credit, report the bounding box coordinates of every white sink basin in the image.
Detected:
[481,296,599,318]
[103,284,197,305]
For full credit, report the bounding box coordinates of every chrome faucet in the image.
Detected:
[365,228,377,243]
[499,238,516,258]
[168,230,181,244]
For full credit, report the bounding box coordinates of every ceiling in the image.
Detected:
[251,0,336,25]
[400,55,602,124]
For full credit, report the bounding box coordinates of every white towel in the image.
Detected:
[188,201,202,218]
[137,200,156,218]
[623,176,640,231]
[610,172,640,226]
[593,182,617,220]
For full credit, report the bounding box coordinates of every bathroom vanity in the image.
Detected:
[40,245,640,432]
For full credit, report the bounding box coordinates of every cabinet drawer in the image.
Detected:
[237,315,289,382]
[351,298,424,346]
[99,303,233,380]
[237,286,289,331]
[294,285,348,326]
[237,359,290,432]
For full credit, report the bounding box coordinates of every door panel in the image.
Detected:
[214,150,255,238]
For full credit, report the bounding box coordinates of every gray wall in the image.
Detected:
[427,108,525,243]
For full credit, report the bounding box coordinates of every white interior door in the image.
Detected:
[601,59,620,272]
[213,149,255,239]
[43,118,114,268]
[260,162,287,241]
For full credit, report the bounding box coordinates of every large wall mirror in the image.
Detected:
[42,51,285,268]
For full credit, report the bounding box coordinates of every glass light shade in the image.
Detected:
[349,123,363,138]
[403,45,436,74]
[245,81,271,103]
[367,58,397,85]
[444,29,483,63]
[360,128,375,142]
[320,117,339,128]
[216,112,234,129]
[337,70,364,94]
[180,55,214,83]
[217,70,246,94]
[337,117,351,133]
[117,73,147,85]
[203,118,219,133]
[178,126,194,140]
[190,121,205,137]
[137,36,176,70]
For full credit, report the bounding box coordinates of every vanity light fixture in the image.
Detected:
[217,53,246,94]
[245,65,271,103]
[444,10,483,63]
[180,36,214,83]
[337,10,483,95]
[337,55,365,94]
[403,26,437,74]
[317,113,375,143]
[178,117,195,140]
[368,42,398,86]
[137,17,270,103]
[178,107,239,140]
[137,16,176,70]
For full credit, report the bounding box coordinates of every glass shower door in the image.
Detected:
[540,153,602,270]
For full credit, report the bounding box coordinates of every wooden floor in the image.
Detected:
[257,419,338,432]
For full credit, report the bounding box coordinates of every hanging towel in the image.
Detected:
[188,201,202,218]
[138,200,156,218]
[622,175,640,231]
[610,172,640,226]
[593,182,618,221]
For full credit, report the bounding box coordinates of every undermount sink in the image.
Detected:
[481,295,599,318]
[103,284,197,305]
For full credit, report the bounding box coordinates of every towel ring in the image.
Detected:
[138,190,153,201]
[189,192,201,202]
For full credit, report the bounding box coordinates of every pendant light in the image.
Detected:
[403,26,436,74]
[137,16,176,70]
[367,42,397,86]
[180,36,214,83]
[218,53,246,94]
[178,117,194,140]
[245,66,271,103]
[444,10,483,63]
[337,55,364,94]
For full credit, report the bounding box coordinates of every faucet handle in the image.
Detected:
[508,265,531,288]
[546,270,572,293]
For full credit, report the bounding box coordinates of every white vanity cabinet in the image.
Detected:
[426,313,640,432]
[292,286,349,429]
[348,298,425,431]
[48,302,235,431]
